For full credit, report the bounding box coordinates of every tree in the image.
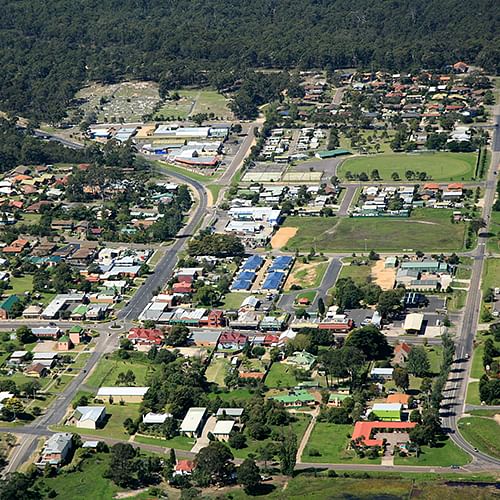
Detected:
[21,380,41,399]
[317,297,326,317]
[106,443,138,487]
[193,442,235,486]
[194,286,219,307]
[0,472,41,500]
[16,326,35,344]
[237,458,261,493]
[406,346,430,377]
[278,430,297,476]
[377,289,404,319]
[345,325,392,360]
[166,325,189,347]
[3,398,24,419]
[393,367,409,392]
[228,432,247,449]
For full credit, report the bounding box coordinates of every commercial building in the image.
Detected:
[180,407,207,438]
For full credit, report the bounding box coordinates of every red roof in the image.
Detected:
[352,421,416,447]
[9,200,24,209]
[128,328,164,345]
[239,372,265,379]
[175,460,194,473]
[423,183,440,191]
[447,183,463,190]
[172,282,192,293]
[394,342,412,355]
[219,331,247,344]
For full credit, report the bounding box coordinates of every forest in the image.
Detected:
[0,0,498,122]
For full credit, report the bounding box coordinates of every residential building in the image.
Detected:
[68,406,106,429]
[393,343,412,365]
[286,351,316,370]
[271,390,316,408]
[142,412,173,425]
[352,421,416,447]
[212,420,235,441]
[370,367,394,380]
[37,433,73,468]
[0,295,20,319]
[96,387,149,403]
[180,407,207,438]
[371,403,402,421]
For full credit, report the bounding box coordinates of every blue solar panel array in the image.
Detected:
[269,255,293,272]
[242,255,264,271]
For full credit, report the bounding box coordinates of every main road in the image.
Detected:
[441,107,500,468]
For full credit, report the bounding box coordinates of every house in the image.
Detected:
[2,238,29,254]
[127,328,165,350]
[352,421,417,447]
[32,326,61,340]
[69,325,85,345]
[271,390,316,408]
[384,256,398,268]
[189,330,221,347]
[174,459,195,476]
[204,309,225,328]
[180,407,207,438]
[393,343,412,365]
[36,433,73,468]
[370,367,394,380]
[212,420,235,441]
[142,412,173,425]
[403,313,424,334]
[68,406,106,429]
[22,305,42,319]
[96,387,149,403]
[7,350,29,366]
[215,408,244,422]
[371,403,402,421]
[218,331,248,350]
[286,350,316,370]
[0,295,20,319]
[25,363,49,378]
[328,393,351,407]
[57,335,73,351]
[386,393,411,407]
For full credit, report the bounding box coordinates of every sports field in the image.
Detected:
[338,152,477,181]
[282,209,466,252]
[154,88,232,120]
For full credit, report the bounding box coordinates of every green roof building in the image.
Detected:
[271,390,316,408]
[315,149,351,159]
[286,350,316,370]
[0,295,20,319]
[371,403,402,421]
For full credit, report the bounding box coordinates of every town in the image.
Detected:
[0,59,499,500]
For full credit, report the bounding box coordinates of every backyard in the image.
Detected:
[264,362,300,389]
[338,152,477,181]
[283,209,466,252]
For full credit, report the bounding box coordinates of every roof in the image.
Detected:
[180,407,207,433]
[352,421,416,446]
[272,389,316,404]
[372,403,402,412]
[242,255,264,270]
[82,441,99,448]
[269,256,293,271]
[370,367,394,376]
[216,408,244,418]
[394,342,412,355]
[404,313,424,331]
[262,271,286,290]
[97,387,149,397]
[175,460,194,473]
[43,432,73,454]
[142,412,172,424]
[212,420,235,435]
[74,406,105,422]
[0,295,19,312]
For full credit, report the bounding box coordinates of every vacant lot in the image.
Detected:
[458,416,500,459]
[154,88,232,120]
[206,357,230,386]
[284,260,328,290]
[394,436,470,466]
[271,227,298,249]
[283,210,466,252]
[338,152,476,181]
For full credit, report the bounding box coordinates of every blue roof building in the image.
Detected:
[242,255,264,271]
[269,256,293,272]
[237,271,256,282]
[231,279,252,291]
[262,271,286,291]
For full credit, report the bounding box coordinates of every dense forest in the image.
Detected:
[0,0,498,121]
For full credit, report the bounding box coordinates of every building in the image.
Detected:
[7,350,29,366]
[174,459,195,476]
[371,403,402,421]
[393,343,412,365]
[36,433,73,468]
[370,367,394,380]
[127,328,165,351]
[25,363,49,378]
[404,313,424,334]
[328,393,351,407]
[142,412,172,425]
[352,421,417,447]
[96,387,149,403]
[0,295,20,319]
[271,390,316,408]
[286,351,316,370]
[212,420,235,441]
[68,406,106,429]
[32,327,62,340]
[218,331,248,350]
[386,393,411,407]
[57,335,73,351]
[215,408,244,422]
[180,407,207,438]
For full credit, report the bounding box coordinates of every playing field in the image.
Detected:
[283,209,466,252]
[338,152,477,181]
[154,88,232,120]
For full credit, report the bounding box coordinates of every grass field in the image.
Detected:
[294,290,317,303]
[447,289,467,312]
[304,422,380,464]
[285,260,328,290]
[283,209,466,252]
[458,417,500,459]
[338,260,373,285]
[339,130,396,154]
[154,88,232,120]
[481,257,500,292]
[264,362,299,388]
[394,436,470,466]
[207,388,257,403]
[466,381,481,405]
[205,357,230,386]
[85,354,153,391]
[486,210,500,252]
[134,434,195,450]
[155,160,218,183]
[338,152,477,181]
[4,274,33,295]
[219,292,251,310]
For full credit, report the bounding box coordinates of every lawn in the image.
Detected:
[85,354,153,392]
[230,414,310,460]
[283,209,466,252]
[466,381,481,405]
[338,152,477,181]
[481,257,500,293]
[219,292,251,310]
[458,416,500,460]
[447,289,467,312]
[207,183,223,202]
[394,435,470,466]
[339,130,396,154]
[304,422,381,464]
[54,404,141,440]
[486,210,500,252]
[264,362,299,389]
[134,434,195,451]
[294,290,317,303]
[207,388,257,403]
[285,260,328,290]
[338,260,373,285]
[155,160,216,183]
[4,274,33,295]
[37,451,120,499]
[205,356,230,386]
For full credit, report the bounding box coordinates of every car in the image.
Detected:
[450,465,460,469]
[473,447,479,452]
[465,353,470,359]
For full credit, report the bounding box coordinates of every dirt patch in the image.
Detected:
[371,259,396,290]
[494,414,500,425]
[284,261,322,290]
[271,227,298,249]
[32,341,58,352]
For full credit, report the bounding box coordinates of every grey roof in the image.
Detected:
[44,433,72,454]
[74,406,105,422]
[216,408,244,418]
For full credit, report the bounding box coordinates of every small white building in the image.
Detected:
[180,407,207,438]
[212,420,235,441]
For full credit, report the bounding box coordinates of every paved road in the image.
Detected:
[441,107,500,468]
[33,129,85,150]
[312,258,342,307]
[338,185,358,216]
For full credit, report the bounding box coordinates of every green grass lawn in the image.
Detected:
[85,354,153,391]
[134,434,195,450]
[287,260,329,290]
[338,152,477,181]
[230,414,310,459]
[294,290,317,303]
[466,381,481,405]
[54,404,141,440]
[455,265,472,280]
[207,183,223,202]
[207,388,257,403]
[338,260,373,285]
[339,130,396,155]
[283,209,466,252]
[394,435,470,466]
[447,289,467,312]
[4,274,33,295]
[458,417,500,460]
[219,292,251,310]
[155,160,215,183]
[205,356,230,386]
[486,210,500,253]
[304,422,380,464]
[37,451,120,499]
[264,362,299,389]
[481,257,500,292]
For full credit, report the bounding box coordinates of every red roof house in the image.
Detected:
[127,328,165,348]
[175,460,194,475]
[352,421,417,447]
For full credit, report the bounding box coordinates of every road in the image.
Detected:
[441,107,500,468]
[337,185,357,216]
